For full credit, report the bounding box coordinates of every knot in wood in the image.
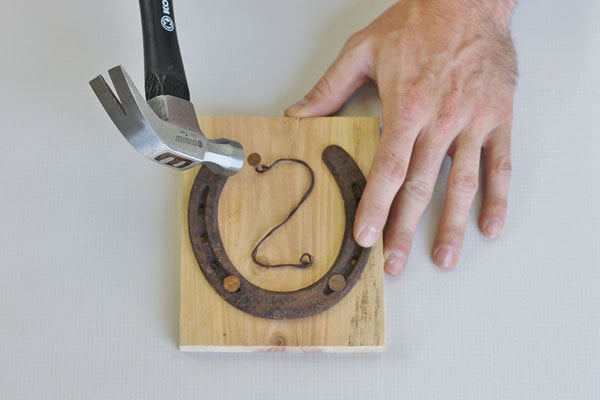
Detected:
[271,334,287,346]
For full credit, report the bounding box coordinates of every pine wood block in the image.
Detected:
[180,116,385,352]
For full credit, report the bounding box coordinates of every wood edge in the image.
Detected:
[197,116,380,122]
[179,345,386,354]
[179,169,196,346]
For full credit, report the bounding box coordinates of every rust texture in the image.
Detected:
[247,153,261,166]
[188,145,371,320]
[223,275,241,293]
[328,274,347,292]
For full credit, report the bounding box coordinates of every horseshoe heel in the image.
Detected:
[188,145,371,319]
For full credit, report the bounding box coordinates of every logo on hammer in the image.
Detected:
[161,16,174,32]
[160,0,174,32]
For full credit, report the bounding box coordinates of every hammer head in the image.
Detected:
[89,66,244,175]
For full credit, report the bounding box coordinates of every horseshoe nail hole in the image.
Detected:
[199,232,208,243]
[223,275,241,293]
[350,257,358,266]
[352,183,363,200]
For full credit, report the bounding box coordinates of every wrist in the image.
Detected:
[420,0,516,31]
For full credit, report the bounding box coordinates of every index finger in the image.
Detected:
[354,93,429,247]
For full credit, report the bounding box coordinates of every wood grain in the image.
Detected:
[180,116,385,352]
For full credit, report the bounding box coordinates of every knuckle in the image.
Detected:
[344,30,367,50]
[451,172,479,194]
[471,102,486,121]
[342,30,374,68]
[490,156,513,176]
[484,195,508,213]
[385,117,412,136]
[309,75,335,101]
[436,104,460,134]
[443,223,465,239]
[394,91,428,125]
[402,178,433,203]
[417,139,446,158]
[487,105,513,128]
[371,200,391,216]
[385,225,413,244]
[374,153,408,183]
[399,93,427,123]
[384,237,411,256]
[361,197,391,222]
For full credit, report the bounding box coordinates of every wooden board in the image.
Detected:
[180,116,385,352]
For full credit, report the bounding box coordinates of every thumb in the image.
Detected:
[285,46,370,117]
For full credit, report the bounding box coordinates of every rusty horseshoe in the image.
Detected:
[188,145,371,319]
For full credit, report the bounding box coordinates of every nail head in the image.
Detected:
[247,153,261,166]
[328,274,346,292]
[223,275,241,293]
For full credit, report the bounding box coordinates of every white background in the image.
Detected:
[1,0,599,399]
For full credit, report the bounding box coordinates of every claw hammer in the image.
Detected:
[90,0,244,175]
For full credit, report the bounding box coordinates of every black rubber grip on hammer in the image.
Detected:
[139,0,190,101]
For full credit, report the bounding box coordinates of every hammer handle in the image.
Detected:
[139,0,190,101]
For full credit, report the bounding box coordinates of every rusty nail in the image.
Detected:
[328,274,346,292]
[223,275,241,293]
[247,153,261,166]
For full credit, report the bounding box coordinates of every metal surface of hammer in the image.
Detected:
[89,0,244,176]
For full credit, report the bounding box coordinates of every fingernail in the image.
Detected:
[385,251,407,277]
[484,219,503,238]
[357,226,380,248]
[434,246,454,269]
[285,97,308,116]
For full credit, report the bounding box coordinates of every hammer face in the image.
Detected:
[90,66,244,175]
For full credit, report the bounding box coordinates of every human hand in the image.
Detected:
[285,0,517,276]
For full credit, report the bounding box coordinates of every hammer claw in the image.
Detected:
[106,66,146,122]
[89,75,127,127]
